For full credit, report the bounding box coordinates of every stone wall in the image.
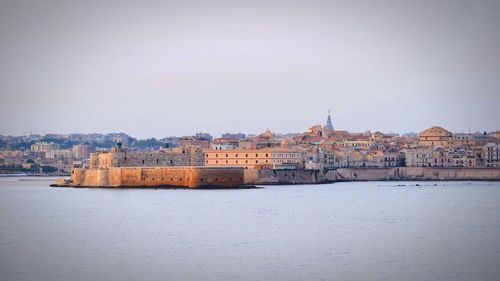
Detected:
[92,148,204,169]
[70,166,244,188]
[334,167,500,181]
[250,168,332,185]
[244,167,500,185]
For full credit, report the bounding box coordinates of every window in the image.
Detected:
[265,153,268,157]
[226,154,228,157]
[236,154,238,157]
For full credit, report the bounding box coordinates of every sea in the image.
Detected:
[1,177,499,281]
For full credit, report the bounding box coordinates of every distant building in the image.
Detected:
[179,137,211,149]
[221,133,246,140]
[453,134,476,147]
[195,132,213,141]
[46,149,72,159]
[203,148,304,169]
[72,144,90,160]
[212,138,239,150]
[31,142,59,153]
[418,126,453,148]
[324,110,334,131]
[404,147,433,167]
[484,143,500,167]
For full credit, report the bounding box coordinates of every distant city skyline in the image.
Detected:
[1,0,499,138]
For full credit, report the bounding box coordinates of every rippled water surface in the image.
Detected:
[1,177,500,281]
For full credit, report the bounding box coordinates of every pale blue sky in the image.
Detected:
[1,0,499,138]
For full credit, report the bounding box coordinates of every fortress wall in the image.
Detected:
[115,167,192,187]
[70,167,245,188]
[71,168,86,185]
[195,168,244,187]
[108,168,122,186]
[243,169,259,184]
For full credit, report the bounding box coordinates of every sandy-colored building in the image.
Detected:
[404,147,434,167]
[31,142,59,153]
[203,148,304,169]
[418,126,453,148]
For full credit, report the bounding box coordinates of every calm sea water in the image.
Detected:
[1,177,500,281]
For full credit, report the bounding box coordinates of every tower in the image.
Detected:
[324,110,334,131]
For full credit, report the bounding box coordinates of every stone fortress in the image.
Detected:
[90,143,204,169]
[59,143,246,188]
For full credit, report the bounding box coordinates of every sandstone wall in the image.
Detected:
[70,167,244,188]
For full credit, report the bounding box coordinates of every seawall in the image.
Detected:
[334,167,500,181]
[245,167,500,185]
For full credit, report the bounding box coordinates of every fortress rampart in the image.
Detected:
[55,145,246,188]
[68,166,245,188]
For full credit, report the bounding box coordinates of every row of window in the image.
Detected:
[208,159,270,164]
[208,153,270,158]
[207,153,301,158]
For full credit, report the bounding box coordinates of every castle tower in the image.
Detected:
[324,110,334,131]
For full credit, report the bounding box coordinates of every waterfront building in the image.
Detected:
[430,147,452,167]
[203,148,304,169]
[304,146,336,170]
[484,143,500,167]
[404,147,434,167]
[383,149,401,167]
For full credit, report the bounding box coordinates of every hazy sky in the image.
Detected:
[1,0,499,138]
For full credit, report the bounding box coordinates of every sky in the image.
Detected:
[0,0,499,139]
